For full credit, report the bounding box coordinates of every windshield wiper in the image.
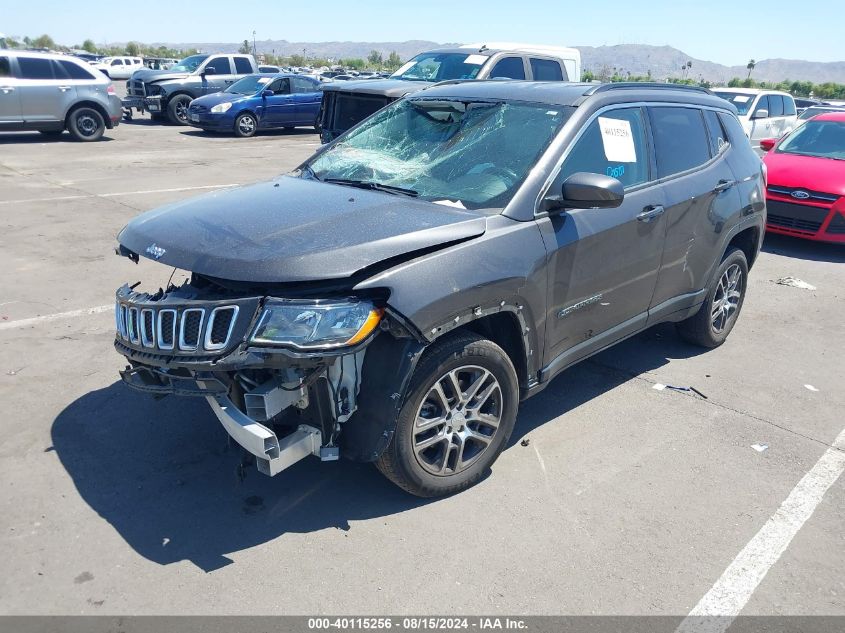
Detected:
[323,178,419,197]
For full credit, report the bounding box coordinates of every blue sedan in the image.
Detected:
[187,74,322,137]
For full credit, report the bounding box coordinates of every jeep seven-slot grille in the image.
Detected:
[115,303,239,353]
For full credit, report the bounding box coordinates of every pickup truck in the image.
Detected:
[122,53,259,124]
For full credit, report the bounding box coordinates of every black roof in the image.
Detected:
[413,80,736,113]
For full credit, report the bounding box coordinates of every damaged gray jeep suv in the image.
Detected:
[114,81,765,497]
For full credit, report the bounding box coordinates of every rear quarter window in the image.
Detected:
[58,60,97,80]
[703,109,730,156]
[649,107,711,178]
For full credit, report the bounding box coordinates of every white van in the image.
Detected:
[713,88,797,141]
[90,56,144,80]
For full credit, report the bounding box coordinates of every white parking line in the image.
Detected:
[676,426,845,633]
[0,305,113,331]
[0,183,240,206]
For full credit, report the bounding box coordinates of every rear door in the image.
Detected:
[291,76,321,125]
[0,55,22,128]
[539,106,667,367]
[15,56,76,124]
[647,106,741,317]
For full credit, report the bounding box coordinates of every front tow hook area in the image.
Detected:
[202,389,322,476]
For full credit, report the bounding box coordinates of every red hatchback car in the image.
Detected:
[760,112,845,243]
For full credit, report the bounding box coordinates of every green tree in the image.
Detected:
[727,77,742,87]
[746,59,756,80]
[344,58,366,70]
[81,39,97,53]
[289,53,305,67]
[31,34,56,49]
[239,39,251,55]
[386,51,402,69]
[367,50,383,66]
[126,41,140,56]
[5,37,20,48]
[581,70,595,82]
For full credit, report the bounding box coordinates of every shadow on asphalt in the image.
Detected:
[762,232,845,263]
[0,132,115,144]
[178,127,319,139]
[51,323,703,572]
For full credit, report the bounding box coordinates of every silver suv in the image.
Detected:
[0,51,122,141]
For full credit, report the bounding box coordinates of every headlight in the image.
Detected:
[210,102,233,113]
[250,299,383,349]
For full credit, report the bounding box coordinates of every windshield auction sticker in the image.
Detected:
[598,116,636,162]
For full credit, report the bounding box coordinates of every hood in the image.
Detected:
[321,78,432,98]
[131,68,191,83]
[190,92,244,107]
[117,176,487,283]
[764,151,845,197]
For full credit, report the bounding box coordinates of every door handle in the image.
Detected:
[637,205,665,222]
[1,86,14,93]
[713,179,735,193]
[58,85,72,92]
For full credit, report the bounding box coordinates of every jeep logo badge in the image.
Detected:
[145,243,166,260]
[791,190,810,200]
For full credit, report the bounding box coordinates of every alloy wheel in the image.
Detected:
[412,365,503,476]
[238,115,256,135]
[711,264,743,333]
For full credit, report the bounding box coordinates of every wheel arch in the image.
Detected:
[725,224,761,269]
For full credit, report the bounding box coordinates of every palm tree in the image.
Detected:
[746,59,756,80]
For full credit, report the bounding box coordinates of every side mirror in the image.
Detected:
[262,89,275,97]
[759,138,777,152]
[752,109,768,120]
[543,172,625,213]
[201,67,216,76]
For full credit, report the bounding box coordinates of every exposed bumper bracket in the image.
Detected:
[203,389,321,476]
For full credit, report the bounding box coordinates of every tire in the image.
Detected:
[234,112,258,138]
[676,247,748,348]
[67,107,105,142]
[167,95,192,125]
[39,130,64,138]
[376,332,519,497]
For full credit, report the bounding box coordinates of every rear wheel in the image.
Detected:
[167,95,192,125]
[67,107,105,142]
[376,332,519,497]
[676,247,748,348]
[234,113,257,137]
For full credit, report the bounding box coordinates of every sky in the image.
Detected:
[2,0,841,66]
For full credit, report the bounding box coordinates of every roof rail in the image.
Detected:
[584,82,712,96]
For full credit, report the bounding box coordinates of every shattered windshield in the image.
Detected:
[226,75,272,95]
[170,55,208,72]
[303,99,572,210]
[390,53,489,82]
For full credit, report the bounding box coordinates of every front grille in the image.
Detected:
[129,79,146,97]
[767,186,840,203]
[827,213,845,235]
[116,303,239,353]
[766,199,829,233]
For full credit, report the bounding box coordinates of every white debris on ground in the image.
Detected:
[774,277,817,290]
[804,384,820,392]
[751,444,769,453]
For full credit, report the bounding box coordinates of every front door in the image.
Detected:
[200,56,234,95]
[538,106,666,368]
[262,78,295,127]
[749,95,775,141]
[0,56,22,128]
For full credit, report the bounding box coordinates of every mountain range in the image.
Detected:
[154,40,845,85]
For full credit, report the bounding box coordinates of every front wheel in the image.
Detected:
[67,107,105,142]
[676,247,748,348]
[234,112,257,137]
[376,332,519,497]
[167,95,192,125]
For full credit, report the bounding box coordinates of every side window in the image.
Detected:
[489,57,525,80]
[703,110,729,155]
[530,58,565,81]
[0,57,10,78]
[267,78,290,94]
[753,95,770,117]
[292,77,316,93]
[783,95,797,116]
[233,57,253,74]
[204,56,231,74]
[58,60,97,80]
[768,95,784,117]
[110,59,123,67]
[17,57,55,80]
[650,107,711,178]
[561,107,649,189]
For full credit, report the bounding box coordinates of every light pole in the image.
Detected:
[252,31,256,57]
